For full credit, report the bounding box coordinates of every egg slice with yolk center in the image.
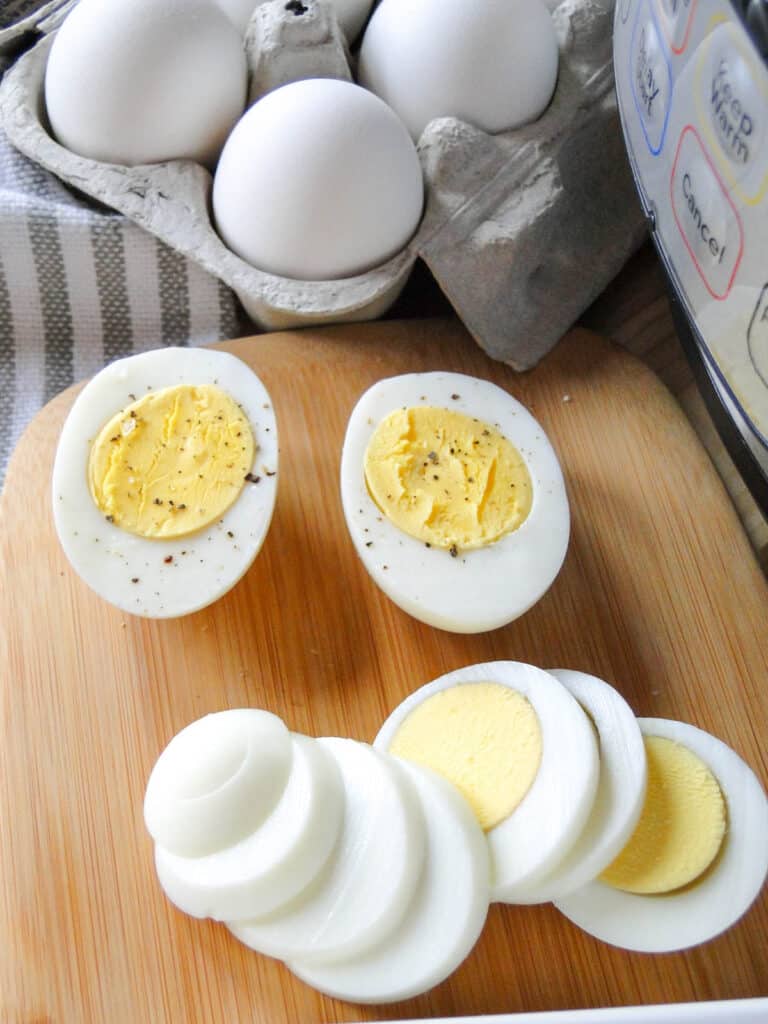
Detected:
[374,661,599,900]
[554,718,768,952]
[386,682,541,831]
[599,735,726,895]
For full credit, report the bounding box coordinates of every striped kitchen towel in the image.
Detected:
[0,1,245,486]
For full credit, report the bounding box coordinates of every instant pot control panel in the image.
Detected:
[614,0,768,512]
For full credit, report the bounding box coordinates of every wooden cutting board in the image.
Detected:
[1,319,767,1023]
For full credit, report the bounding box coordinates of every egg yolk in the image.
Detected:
[600,735,727,895]
[88,383,256,539]
[363,406,532,550]
[388,682,542,831]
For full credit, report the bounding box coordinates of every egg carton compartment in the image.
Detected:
[0,0,646,369]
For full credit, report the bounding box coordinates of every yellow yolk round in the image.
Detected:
[388,682,542,831]
[363,406,533,551]
[600,735,727,895]
[88,383,256,539]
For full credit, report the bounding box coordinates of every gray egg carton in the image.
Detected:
[0,0,646,369]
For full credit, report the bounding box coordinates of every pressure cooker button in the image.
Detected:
[670,125,744,299]
[695,21,768,199]
[656,0,696,54]
[630,0,673,154]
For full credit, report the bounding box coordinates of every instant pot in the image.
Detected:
[613,0,768,514]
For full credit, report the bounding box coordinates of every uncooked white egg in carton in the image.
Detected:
[0,0,646,368]
[143,662,768,1004]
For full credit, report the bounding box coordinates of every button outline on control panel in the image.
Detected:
[670,124,744,300]
[631,0,673,155]
[656,0,698,54]
[695,18,768,206]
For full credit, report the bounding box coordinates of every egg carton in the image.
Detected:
[0,0,646,369]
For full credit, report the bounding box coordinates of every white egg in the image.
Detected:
[554,718,768,952]
[212,79,423,280]
[144,709,292,858]
[508,669,647,904]
[44,0,247,167]
[339,371,570,634]
[228,738,426,964]
[52,347,278,619]
[374,662,600,901]
[153,733,344,922]
[213,0,260,33]
[288,759,490,1004]
[358,0,559,140]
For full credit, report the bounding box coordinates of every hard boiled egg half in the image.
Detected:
[52,347,278,618]
[339,372,570,633]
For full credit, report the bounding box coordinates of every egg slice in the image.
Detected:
[153,732,344,922]
[340,371,569,633]
[144,709,293,859]
[374,661,599,901]
[288,759,490,1004]
[52,347,278,618]
[554,718,768,952]
[508,669,647,904]
[228,738,426,964]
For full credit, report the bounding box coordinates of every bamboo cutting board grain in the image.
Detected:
[1,319,767,1023]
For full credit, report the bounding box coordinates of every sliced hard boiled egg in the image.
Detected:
[373,661,600,901]
[144,709,292,858]
[509,669,647,904]
[288,758,490,1004]
[339,372,569,633]
[228,738,426,964]
[554,717,768,952]
[153,733,344,922]
[52,347,278,618]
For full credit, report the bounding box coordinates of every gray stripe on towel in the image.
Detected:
[218,275,239,340]
[0,252,15,476]
[91,219,133,363]
[156,239,189,346]
[28,210,74,400]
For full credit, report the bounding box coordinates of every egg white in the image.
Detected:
[374,661,600,901]
[339,371,570,633]
[144,709,292,859]
[228,738,426,965]
[288,758,490,1005]
[52,347,278,618]
[554,717,768,952]
[509,669,647,904]
[154,733,345,922]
